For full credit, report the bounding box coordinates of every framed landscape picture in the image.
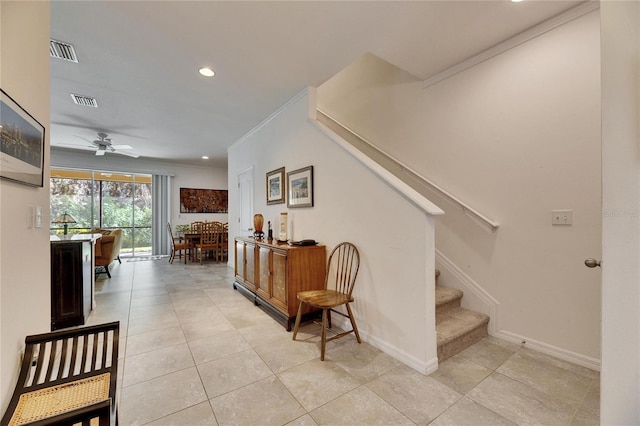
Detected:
[266,167,285,205]
[0,89,45,187]
[287,166,313,208]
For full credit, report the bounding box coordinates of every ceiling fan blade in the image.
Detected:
[110,144,133,150]
[114,150,139,158]
[53,143,96,150]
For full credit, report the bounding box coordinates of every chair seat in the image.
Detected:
[297,290,353,309]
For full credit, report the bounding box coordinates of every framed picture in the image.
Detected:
[180,188,228,213]
[266,167,285,205]
[0,89,45,187]
[287,166,314,208]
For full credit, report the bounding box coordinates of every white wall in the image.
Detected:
[228,90,439,373]
[600,1,640,422]
[318,11,602,366]
[50,149,228,227]
[0,1,51,411]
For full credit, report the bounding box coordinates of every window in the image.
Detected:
[50,169,152,257]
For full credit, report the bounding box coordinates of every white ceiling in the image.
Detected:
[50,0,585,168]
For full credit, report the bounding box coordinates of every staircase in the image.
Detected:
[435,271,489,361]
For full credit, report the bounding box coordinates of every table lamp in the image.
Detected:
[53,212,77,235]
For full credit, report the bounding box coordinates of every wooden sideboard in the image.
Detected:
[234,237,326,330]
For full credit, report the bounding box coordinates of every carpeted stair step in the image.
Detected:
[436,306,489,362]
[436,285,463,318]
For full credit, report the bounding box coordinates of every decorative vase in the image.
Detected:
[253,214,264,239]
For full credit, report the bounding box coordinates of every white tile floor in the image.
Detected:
[88,258,600,426]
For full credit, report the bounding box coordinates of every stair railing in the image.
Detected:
[316,109,499,233]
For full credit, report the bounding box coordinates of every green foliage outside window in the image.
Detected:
[50,173,153,255]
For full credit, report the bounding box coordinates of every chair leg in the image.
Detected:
[105,265,111,278]
[117,256,121,264]
[321,308,329,361]
[292,301,304,341]
[345,303,361,343]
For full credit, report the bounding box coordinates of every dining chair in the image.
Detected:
[191,221,204,233]
[167,223,188,264]
[195,222,222,264]
[292,242,361,360]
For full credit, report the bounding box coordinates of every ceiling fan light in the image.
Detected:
[199,67,215,77]
[202,156,209,160]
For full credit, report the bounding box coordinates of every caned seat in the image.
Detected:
[167,223,187,264]
[292,242,360,360]
[1,322,119,426]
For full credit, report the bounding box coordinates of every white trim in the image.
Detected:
[230,88,309,148]
[494,329,601,372]
[311,113,444,217]
[316,109,495,230]
[436,249,601,371]
[330,316,439,375]
[435,249,500,334]
[423,1,600,88]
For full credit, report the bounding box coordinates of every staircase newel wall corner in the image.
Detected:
[424,212,439,374]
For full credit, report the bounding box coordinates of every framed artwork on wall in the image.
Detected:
[180,188,228,213]
[266,167,285,205]
[287,166,313,208]
[0,89,45,187]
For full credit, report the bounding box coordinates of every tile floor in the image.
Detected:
[88,258,600,426]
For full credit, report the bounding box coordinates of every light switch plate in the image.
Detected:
[552,210,573,225]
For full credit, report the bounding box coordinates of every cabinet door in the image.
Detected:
[235,241,245,280]
[244,242,256,292]
[271,251,287,309]
[257,246,271,300]
[51,243,83,330]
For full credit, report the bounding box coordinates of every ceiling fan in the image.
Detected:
[90,132,139,158]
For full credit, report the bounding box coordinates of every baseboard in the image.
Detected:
[330,316,439,375]
[435,249,500,333]
[493,329,601,372]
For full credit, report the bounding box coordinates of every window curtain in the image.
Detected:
[152,175,172,255]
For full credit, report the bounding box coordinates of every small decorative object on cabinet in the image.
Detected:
[253,213,264,239]
[234,237,326,330]
[279,212,288,241]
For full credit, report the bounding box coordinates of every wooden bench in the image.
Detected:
[1,322,119,426]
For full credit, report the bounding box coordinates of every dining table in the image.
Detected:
[180,231,228,264]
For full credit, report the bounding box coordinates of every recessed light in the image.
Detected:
[511,0,523,2]
[202,156,209,160]
[199,67,215,77]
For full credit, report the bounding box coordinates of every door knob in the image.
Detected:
[584,258,602,268]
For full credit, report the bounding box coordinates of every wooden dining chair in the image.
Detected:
[195,222,222,264]
[167,223,187,264]
[292,242,361,360]
[190,221,204,233]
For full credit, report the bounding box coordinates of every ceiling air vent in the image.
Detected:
[70,94,98,108]
[50,39,78,63]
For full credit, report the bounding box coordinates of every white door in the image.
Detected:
[238,167,254,235]
[600,2,640,423]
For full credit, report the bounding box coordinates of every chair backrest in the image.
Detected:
[325,242,360,297]
[201,222,222,244]
[167,223,176,248]
[191,221,204,233]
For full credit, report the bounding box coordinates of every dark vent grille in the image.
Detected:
[70,94,98,108]
[50,39,78,63]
